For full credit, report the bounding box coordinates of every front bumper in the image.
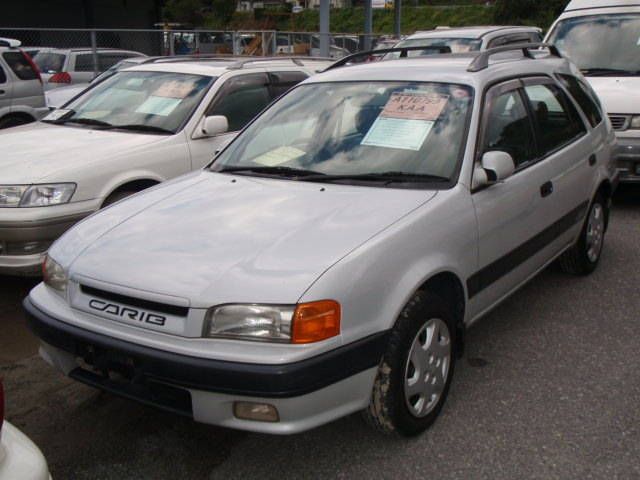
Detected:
[0,211,91,275]
[24,297,386,434]
[614,136,640,183]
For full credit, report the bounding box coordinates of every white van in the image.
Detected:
[546,0,640,183]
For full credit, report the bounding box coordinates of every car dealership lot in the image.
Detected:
[0,187,638,479]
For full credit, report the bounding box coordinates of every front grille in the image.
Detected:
[608,114,629,131]
[80,285,189,317]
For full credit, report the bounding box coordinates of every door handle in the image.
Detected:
[588,154,597,166]
[0,90,5,95]
[540,181,554,198]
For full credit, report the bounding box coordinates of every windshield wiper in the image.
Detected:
[64,117,114,128]
[112,124,174,134]
[299,171,450,185]
[216,166,323,178]
[581,67,640,77]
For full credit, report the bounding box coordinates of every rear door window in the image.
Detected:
[0,65,6,83]
[207,73,271,132]
[268,71,308,98]
[74,53,96,72]
[523,83,586,156]
[557,74,603,127]
[99,53,136,71]
[33,52,66,73]
[2,52,39,80]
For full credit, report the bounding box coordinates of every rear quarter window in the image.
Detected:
[74,54,96,72]
[557,74,603,127]
[2,52,39,80]
[0,65,6,83]
[33,52,66,74]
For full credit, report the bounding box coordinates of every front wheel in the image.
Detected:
[363,291,456,436]
[558,193,608,275]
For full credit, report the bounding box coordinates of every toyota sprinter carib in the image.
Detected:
[25,44,617,436]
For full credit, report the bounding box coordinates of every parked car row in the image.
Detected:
[0,6,633,480]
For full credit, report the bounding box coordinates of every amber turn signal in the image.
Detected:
[291,300,341,344]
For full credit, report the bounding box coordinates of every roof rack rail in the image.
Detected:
[323,45,452,72]
[467,43,562,72]
[226,56,333,70]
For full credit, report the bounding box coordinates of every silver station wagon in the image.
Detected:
[25,44,618,436]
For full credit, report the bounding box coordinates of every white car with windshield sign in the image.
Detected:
[0,57,327,275]
[25,44,617,436]
[546,0,640,183]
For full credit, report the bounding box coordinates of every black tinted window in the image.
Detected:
[74,54,95,72]
[483,89,536,167]
[208,74,271,132]
[557,74,603,127]
[524,84,586,156]
[2,52,38,80]
[269,71,308,98]
[99,54,134,70]
[0,65,6,83]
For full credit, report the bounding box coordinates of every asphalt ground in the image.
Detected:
[1,186,639,479]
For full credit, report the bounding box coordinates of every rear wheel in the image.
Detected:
[363,291,456,436]
[558,193,607,275]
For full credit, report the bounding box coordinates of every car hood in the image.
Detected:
[0,123,168,183]
[586,77,640,115]
[56,171,437,307]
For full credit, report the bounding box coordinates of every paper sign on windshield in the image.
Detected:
[154,80,196,99]
[361,92,447,151]
[381,92,449,121]
[136,96,181,116]
[253,145,306,166]
[43,109,72,121]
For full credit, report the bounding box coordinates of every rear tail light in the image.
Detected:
[20,49,42,84]
[49,72,71,84]
[0,380,4,434]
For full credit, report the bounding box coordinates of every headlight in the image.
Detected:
[43,255,68,292]
[0,184,75,208]
[0,186,27,207]
[204,300,340,344]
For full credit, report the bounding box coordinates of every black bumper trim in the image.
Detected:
[24,297,388,399]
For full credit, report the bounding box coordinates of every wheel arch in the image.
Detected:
[101,177,161,207]
[416,271,467,357]
[0,110,36,124]
[595,178,613,229]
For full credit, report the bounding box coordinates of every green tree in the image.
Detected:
[163,0,207,26]
[494,0,569,27]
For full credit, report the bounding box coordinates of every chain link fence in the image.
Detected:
[0,27,389,59]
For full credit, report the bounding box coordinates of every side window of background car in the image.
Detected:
[483,88,536,168]
[557,74,603,127]
[523,83,586,157]
[74,54,95,72]
[488,34,530,48]
[268,71,308,98]
[99,54,129,71]
[207,73,271,132]
[0,65,6,83]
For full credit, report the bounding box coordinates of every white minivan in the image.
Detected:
[546,0,640,183]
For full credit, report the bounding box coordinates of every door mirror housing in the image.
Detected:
[198,115,229,138]
[473,151,515,189]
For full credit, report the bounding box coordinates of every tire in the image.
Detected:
[558,193,608,276]
[102,190,137,208]
[0,115,32,129]
[363,291,456,437]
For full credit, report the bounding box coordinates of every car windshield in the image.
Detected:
[53,70,214,134]
[547,13,640,75]
[211,81,474,186]
[386,37,482,58]
[33,52,66,73]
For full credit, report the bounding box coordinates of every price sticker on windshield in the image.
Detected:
[381,92,449,121]
[43,108,72,121]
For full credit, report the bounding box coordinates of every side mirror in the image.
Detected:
[472,151,515,189]
[199,115,228,138]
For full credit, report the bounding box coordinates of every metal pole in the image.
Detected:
[364,0,372,51]
[319,0,330,58]
[271,30,277,56]
[232,31,238,55]
[394,0,402,39]
[90,30,98,79]
[169,31,175,56]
